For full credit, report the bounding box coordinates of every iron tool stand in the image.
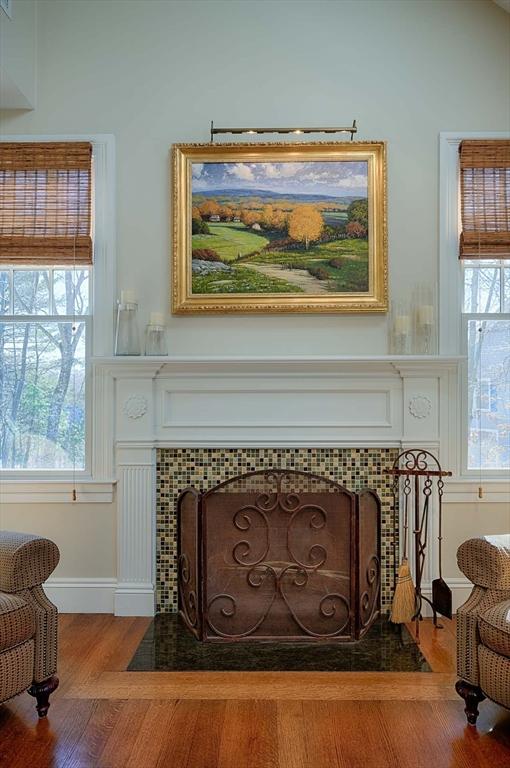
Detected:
[386,450,452,642]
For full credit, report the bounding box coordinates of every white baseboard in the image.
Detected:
[44,577,117,613]
[44,578,156,616]
[114,583,155,617]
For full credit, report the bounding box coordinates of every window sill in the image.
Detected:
[0,480,116,504]
[442,479,510,504]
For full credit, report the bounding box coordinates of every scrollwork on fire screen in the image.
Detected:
[205,470,352,639]
[359,554,380,629]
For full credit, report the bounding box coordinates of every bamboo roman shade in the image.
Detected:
[0,142,93,265]
[459,139,510,259]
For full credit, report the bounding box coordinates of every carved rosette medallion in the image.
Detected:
[122,394,148,420]
[408,394,432,420]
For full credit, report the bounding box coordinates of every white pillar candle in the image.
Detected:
[417,305,434,325]
[149,312,165,326]
[394,315,411,334]
[120,289,136,304]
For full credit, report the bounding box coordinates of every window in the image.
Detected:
[463,260,510,470]
[0,141,93,472]
[459,139,510,473]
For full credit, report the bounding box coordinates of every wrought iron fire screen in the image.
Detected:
[177,470,380,642]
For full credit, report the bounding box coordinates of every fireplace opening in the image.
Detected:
[177,469,380,643]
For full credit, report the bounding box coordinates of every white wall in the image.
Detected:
[0,501,116,578]
[0,0,36,108]
[0,0,509,603]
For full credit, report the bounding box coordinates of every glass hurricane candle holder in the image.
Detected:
[145,312,168,356]
[389,300,412,355]
[115,290,141,355]
[413,284,437,354]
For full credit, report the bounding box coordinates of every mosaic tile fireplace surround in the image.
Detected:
[156,448,399,614]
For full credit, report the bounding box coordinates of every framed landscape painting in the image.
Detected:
[172,142,387,313]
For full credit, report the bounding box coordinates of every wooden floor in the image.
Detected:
[1,615,509,768]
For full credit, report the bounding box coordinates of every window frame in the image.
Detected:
[0,134,115,482]
[439,132,510,481]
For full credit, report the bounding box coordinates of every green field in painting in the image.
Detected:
[192,223,269,261]
[192,264,301,294]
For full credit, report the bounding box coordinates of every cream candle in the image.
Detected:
[120,289,136,304]
[417,305,434,325]
[394,315,411,334]
[149,312,165,326]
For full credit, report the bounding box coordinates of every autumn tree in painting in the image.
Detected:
[199,200,221,219]
[347,199,368,230]
[345,221,367,238]
[262,204,274,229]
[272,209,288,231]
[288,205,323,249]
[241,210,260,227]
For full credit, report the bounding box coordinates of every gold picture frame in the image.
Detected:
[172,141,387,314]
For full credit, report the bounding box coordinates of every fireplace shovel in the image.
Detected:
[431,500,452,620]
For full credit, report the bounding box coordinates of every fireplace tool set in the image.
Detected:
[386,449,452,641]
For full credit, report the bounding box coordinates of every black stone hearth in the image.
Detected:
[127,614,431,673]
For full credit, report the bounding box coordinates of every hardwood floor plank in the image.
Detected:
[317,701,398,768]
[124,700,178,768]
[185,701,226,768]
[217,700,278,768]
[63,699,125,766]
[297,701,341,768]
[277,700,308,768]
[155,699,201,768]
[97,700,151,767]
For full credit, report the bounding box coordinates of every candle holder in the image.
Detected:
[115,290,141,356]
[413,284,437,354]
[389,300,412,355]
[145,312,168,356]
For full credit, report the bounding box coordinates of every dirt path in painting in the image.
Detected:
[244,263,332,294]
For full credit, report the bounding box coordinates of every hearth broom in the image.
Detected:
[390,478,416,624]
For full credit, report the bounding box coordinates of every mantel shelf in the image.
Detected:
[93,355,464,364]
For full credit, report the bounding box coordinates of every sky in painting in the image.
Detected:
[192,161,368,198]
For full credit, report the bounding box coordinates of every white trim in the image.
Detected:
[0,480,115,503]
[114,583,155,617]
[442,480,510,504]
[44,577,117,613]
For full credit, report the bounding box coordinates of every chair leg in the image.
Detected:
[28,675,59,718]
[455,679,485,725]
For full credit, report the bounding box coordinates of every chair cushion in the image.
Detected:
[479,599,510,660]
[0,592,35,652]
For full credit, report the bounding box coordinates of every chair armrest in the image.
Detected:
[457,535,510,590]
[0,531,59,593]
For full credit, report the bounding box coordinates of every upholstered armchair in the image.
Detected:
[456,535,510,725]
[0,531,60,717]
